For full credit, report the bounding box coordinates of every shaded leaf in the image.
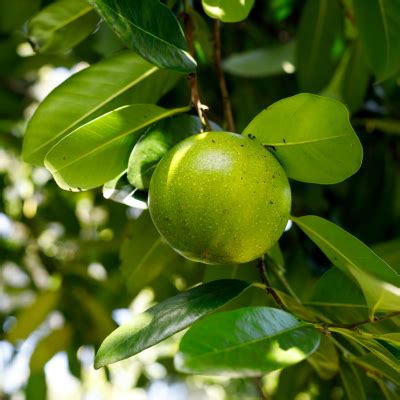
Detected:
[340,360,367,400]
[296,0,344,92]
[0,0,40,32]
[353,0,400,81]
[307,336,339,380]
[201,0,255,23]
[242,94,363,184]
[44,105,188,191]
[22,52,180,165]
[175,306,320,376]
[28,0,99,54]
[95,279,251,368]
[89,0,196,72]
[223,41,296,78]
[293,215,400,315]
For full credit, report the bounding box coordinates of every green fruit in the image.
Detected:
[148,131,291,264]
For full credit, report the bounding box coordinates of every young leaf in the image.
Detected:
[296,0,344,92]
[44,104,188,191]
[22,52,180,166]
[89,0,196,73]
[353,0,400,81]
[94,279,251,368]
[223,41,296,78]
[175,307,320,376]
[293,215,400,315]
[201,0,255,23]
[242,94,363,184]
[28,0,99,54]
[127,115,203,190]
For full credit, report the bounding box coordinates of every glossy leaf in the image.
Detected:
[340,360,367,400]
[127,115,203,190]
[296,0,344,92]
[223,41,296,78]
[89,0,196,73]
[44,105,187,191]
[353,0,400,81]
[6,291,59,343]
[373,238,400,273]
[201,0,255,23]
[28,0,99,54]
[175,307,320,376]
[95,279,251,368]
[242,94,363,184]
[293,215,400,315]
[22,52,179,165]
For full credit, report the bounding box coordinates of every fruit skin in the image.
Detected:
[148,131,291,264]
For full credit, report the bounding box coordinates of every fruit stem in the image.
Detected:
[182,6,211,131]
[212,20,236,132]
[257,256,287,310]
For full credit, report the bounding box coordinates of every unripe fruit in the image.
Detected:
[148,131,291,264]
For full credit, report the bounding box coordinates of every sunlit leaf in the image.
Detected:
[201,0,255,23]
[242,94,363,184]
[22,52,180,165]
[95,279,251,368]
[175,307,320,376]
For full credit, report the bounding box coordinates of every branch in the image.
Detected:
[257,257,286,310]
[212,20,235,132]
[183,12,211,130]
[322,311,400,330]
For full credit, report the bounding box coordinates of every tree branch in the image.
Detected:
[322,311,400,330]
[257,257,286,310]
[212,20,235,132]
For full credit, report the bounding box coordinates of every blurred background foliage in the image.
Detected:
[1,0,400,399]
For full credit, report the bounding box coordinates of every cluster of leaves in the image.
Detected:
[1,0,400,398]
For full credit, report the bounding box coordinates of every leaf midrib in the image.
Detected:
[262,133,347,147]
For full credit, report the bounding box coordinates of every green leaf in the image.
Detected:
[22,52,180,165]
[89,0,196,73]
[28,0,99,54]
[25,372,47,400]
[307,336,339,380]
[44,104,188,191]
[373,238,400,273]
[201,0,255,23]
[296,0,344,92]
[293,215,400,315]
[128,115,210,190]
[355,118,400,136]
[175,307,320,376]
[353,0,400,81]
[30,326,73,372]
[242,94,363,184]
[340,360,367,400]
[341,40,370,113]
[94,279,251,368]
[223,41,296,78]
[350,353,400,385]
[6,291,59,343]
